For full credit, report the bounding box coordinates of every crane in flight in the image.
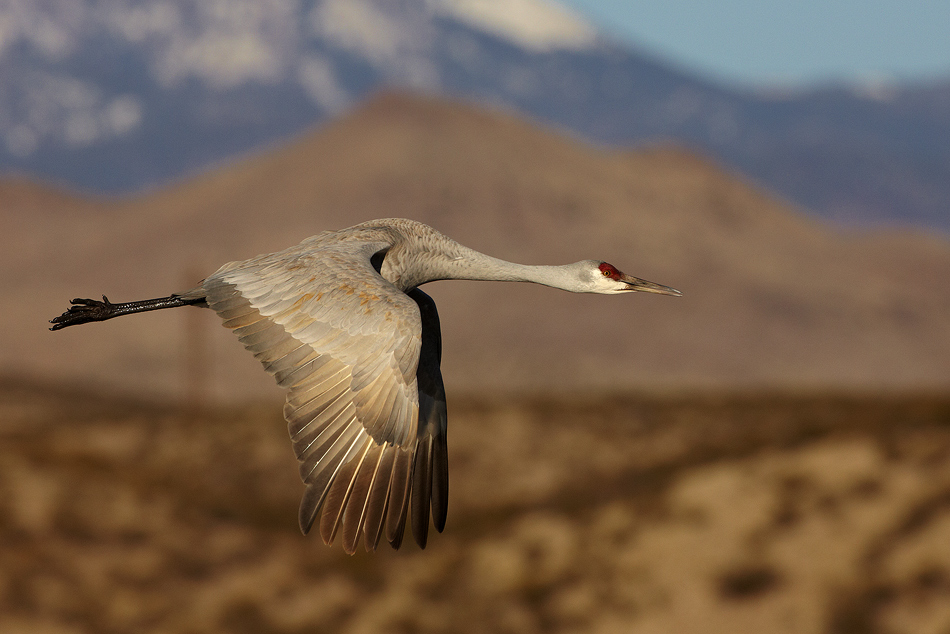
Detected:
[50,218,680,554]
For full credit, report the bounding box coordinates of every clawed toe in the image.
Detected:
[68,295,111,308]
[49,296,114,330]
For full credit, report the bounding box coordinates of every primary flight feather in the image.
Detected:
[50,218,680,553]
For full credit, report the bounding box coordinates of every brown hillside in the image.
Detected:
[5,91,950,400]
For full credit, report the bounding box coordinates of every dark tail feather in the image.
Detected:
[410,436,433,548]
[431,428,449,533]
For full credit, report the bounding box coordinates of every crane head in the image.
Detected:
[587,261,681,296]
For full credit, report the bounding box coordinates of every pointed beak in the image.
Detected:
[620,274,682,296]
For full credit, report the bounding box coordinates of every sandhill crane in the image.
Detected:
[50,218,680,553]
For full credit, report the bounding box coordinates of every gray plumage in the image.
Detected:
[50,218,680,553]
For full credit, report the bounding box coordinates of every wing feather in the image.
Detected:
[363,447,396,552]
[320,436,374,549]
[385,448,413,547]
[298,421,364,532]
[233,317,279,338]
[289,387,352,443]
[341,442,386,554]
[431,426,449,533]
[295,411,353,481]
[273,353,327,388]
[222,310,264,329]
[285,362,351,412]
[246,330,301,359]
[265,346,316,380]
[411,435,433,548]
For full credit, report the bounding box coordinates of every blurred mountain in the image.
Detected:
[6,92,950,399]
[1,0,948,230]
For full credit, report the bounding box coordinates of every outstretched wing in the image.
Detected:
[201,237,440,552]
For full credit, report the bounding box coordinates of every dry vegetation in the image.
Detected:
[2,379,950,633]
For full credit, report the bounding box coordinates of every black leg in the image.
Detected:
[49,294,205,330]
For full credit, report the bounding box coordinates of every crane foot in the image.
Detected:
[49,296,117,330]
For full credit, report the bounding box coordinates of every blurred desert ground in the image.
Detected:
[3,382,950,633]
[3,92,950,633]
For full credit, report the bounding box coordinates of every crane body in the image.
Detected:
[50,218,680,553]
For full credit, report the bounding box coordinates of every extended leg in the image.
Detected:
[49,294,207,330]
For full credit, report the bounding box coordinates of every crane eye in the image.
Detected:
[599,262,619,279]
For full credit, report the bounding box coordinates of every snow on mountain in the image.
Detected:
[1,0,948,230]
[0,0,606,160]
[433,0,597,51]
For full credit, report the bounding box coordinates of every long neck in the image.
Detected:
[383,240,584,292]
[441,247,582,289]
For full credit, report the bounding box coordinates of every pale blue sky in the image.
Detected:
[560,0,950,86]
